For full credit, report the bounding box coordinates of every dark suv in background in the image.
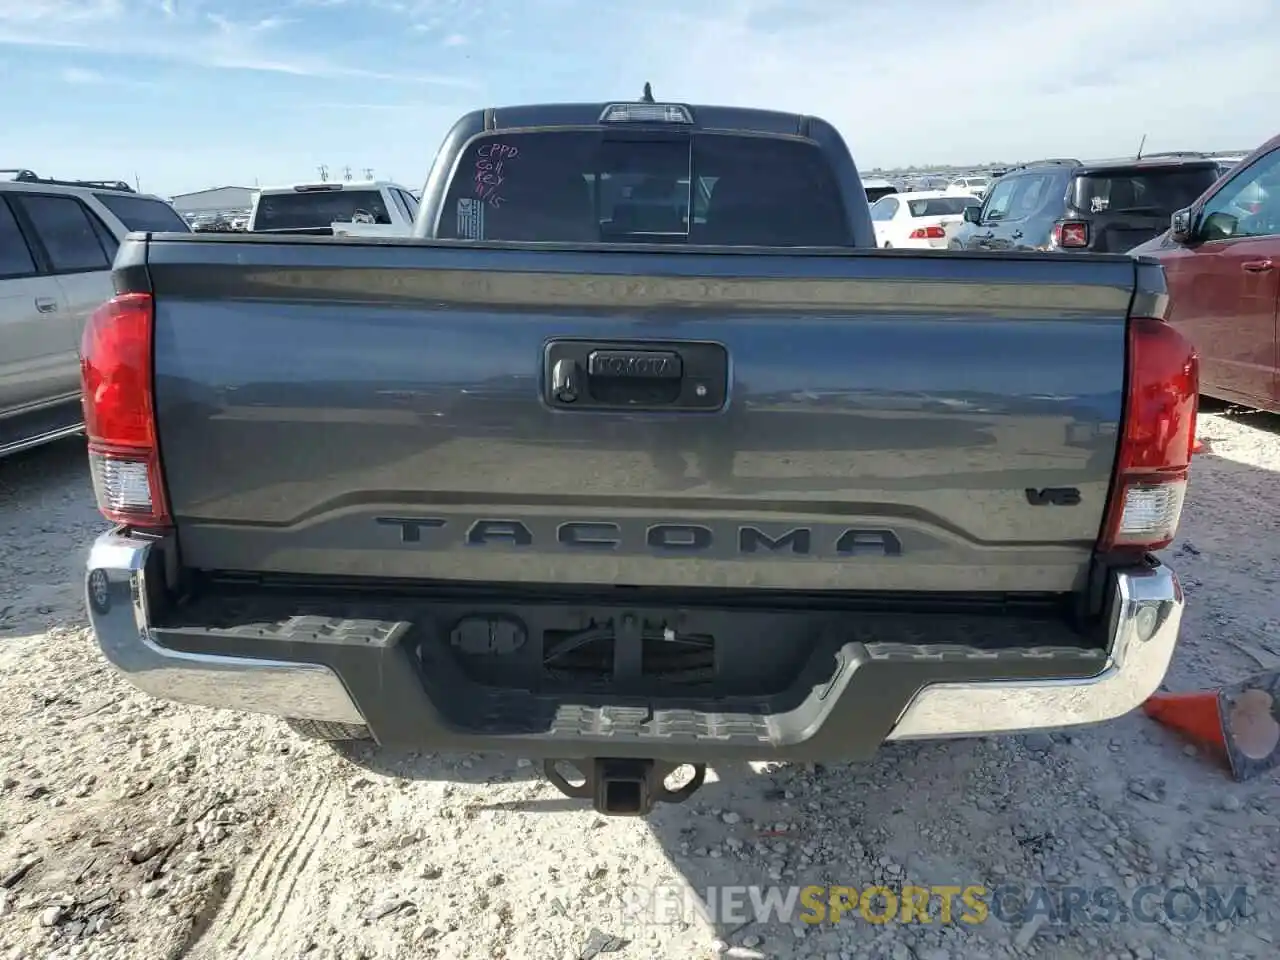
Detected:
[954,154,1223,253]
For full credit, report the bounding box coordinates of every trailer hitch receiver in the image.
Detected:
[544,758,706,816]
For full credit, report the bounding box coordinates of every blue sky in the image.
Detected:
[4,0,1279,197]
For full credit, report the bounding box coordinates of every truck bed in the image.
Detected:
[141,234,1137,596]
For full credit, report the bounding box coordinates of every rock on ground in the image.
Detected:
[1,408,1277,960]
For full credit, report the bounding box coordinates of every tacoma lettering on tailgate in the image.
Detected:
[374,517,903,557]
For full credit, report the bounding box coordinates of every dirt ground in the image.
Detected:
[1,405,1277,960]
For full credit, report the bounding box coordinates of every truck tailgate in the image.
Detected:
[145,238,1137,594]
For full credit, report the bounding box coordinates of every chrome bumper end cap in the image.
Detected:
[85,530,364,726]
[887,562,1183,740]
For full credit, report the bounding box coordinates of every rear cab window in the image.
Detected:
[93,193,190,233]
[1070,165,1220,217]
[436,130,850,246]
[252,188,392,231]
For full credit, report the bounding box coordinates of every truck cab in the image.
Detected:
[412,100,876,247]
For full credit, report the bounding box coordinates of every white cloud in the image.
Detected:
[58,62,154,86]
[0,0,476,86]
[295,100,411,111]
[0,1,123,24]
[264,0,1279,164]
[206,12,294,34]
[59,65,105,83]
[619,0,1280,166]
[0,0,117,47]
[9,0,1280,193]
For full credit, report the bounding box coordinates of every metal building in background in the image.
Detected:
[169,186,257,216]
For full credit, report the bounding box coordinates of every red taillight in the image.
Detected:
[1098,317,1199,554]
[1052,221,1089,248]
[80,292,170,528]
[909,225,947,240]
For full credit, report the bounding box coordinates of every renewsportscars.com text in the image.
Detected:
[615,882,1253,927]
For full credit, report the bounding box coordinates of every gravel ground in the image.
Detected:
[1,406,1277,960]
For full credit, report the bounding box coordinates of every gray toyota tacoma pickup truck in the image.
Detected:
[83,99,1198,816]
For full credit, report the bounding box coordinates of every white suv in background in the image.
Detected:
[0,169,189,457]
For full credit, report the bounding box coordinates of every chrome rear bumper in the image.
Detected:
[86,529,1182,744]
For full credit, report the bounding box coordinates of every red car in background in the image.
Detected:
[1130,133,1280,414]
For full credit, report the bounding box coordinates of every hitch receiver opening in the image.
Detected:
[544,758,706,816]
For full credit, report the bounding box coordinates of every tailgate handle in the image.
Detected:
[544,339,727,412]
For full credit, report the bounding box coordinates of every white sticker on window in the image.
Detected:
[456,197,485,239]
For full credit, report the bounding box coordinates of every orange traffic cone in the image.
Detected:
[1143,671,1280,781]
[1191,438,1205,455]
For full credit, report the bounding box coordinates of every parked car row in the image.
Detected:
[860,171,994,205]
[188,212,248,232]
[946,154,1222,253]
